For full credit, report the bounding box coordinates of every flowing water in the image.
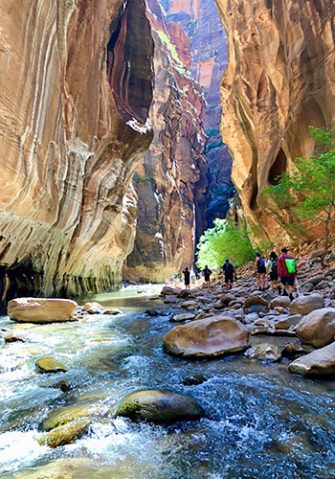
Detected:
[1,286,335,479]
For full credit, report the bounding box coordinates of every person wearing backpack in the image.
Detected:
[266,251,281,294]
[222,259,235,290]
[255,252,267,291]
[277,248,297,301]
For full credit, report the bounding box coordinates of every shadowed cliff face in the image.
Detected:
[0,0,154,305]
[124,0,207,283]
[216,0,335,244]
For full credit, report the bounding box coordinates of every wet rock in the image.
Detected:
[4,335,25,343]
[82,302,105,314]
[104,308,122,315]
[245,343,281,362]
[220,293,236,305]
[8,298,78,323]
[161,286,181,296]
[243,296,268,314]
[296,308,335,348]
[35,357,68,374]
[177,289,194,298]
[144,310,159,317]
[282,342,309,360]
[290,294,325,315]
[213,301,226,310]
[53,380,72,393]
[116,390,204,424]
[42,403,97,431]
[164,296,179,304]
[289,342,335,377]
[39,419,90,448]
[164,316,249,358]
[181,300,198,310]
[274,318,290,330]
[172,313,196,322]
[182,374,208,386]
[270,297,291,309]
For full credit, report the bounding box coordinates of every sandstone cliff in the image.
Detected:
[217,0,335,245]
[124,0,207,283]
[0,0,154,303]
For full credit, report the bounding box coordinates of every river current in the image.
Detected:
[1,286,335,479]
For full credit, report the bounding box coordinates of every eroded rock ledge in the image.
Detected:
[0,0,154,304]
[216,0,335,244]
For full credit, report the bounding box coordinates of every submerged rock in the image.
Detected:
[290,294,325,315]
[289,342,335,377]
[8,298,78,324]
[4,335,25,343]
[42,403,97,431]
[164,316,249,358]
[82,302,105,314]
[245,343,281,362]
[116,390,204,423]
[35,357,68,374]
[39,419,90,448]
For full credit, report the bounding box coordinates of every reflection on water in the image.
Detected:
[1,286,335,479]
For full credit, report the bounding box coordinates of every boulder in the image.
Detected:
[83,302,105,314]
[295,308,335,348]
[243,296,268,314]
[270,297,291,309]
[39,419,90,448]
[8,298,78,323]
[245,343,281,362]
[43,403,96,431]
[36,357,68,374]
[289,342,335,377]
[290,294,325,315]
[220,293,236,305]
[161,286,181,296]
[177,289,194,298]
[171,313,196,322]
[274,318,290,330]
[164,316,249,358]
[116,390,203,424]
[281,342,308,359]
[181,300,198,310]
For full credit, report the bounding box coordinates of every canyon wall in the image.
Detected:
[0,0,155,304]
[216,0,335,245]
[124,0,207,283]
[162,0,234,228]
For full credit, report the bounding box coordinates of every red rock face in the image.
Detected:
[217,0,335,245]
[161,0,234,228]
[124,0,207,282]
[0,0,154,305]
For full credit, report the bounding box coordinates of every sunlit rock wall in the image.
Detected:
[124,0,207,283]
[0,0,154,305]
[162,0,234,228]
[216,0,335,244]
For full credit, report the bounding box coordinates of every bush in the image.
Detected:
[196,219,255,271]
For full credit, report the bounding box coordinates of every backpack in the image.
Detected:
[271,259,278,273]
[284,258,296,274]
[258,257,265,268]
[224,262,234,274]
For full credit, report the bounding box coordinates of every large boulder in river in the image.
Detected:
[164,316,249,358]
[290,294,324,315]
[161,286,181,296]
[116,390,203,424]
[289,342,335,377]
[8,298,78,323]
[39,419,90,448]
[295,308,335,348]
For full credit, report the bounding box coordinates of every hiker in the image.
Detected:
[266,251,281,294]
[277,247,297,301]
[255,252,267,291]
[222,259,235,290]
[202,265,212,287]
[182,267,191,290]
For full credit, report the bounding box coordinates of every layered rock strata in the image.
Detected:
[0,0,154,306]
[217,0,335,244]
[124,0,208,283]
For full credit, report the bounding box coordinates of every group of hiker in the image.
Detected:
[179,247,297,299]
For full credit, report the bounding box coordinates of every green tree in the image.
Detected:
[266,127,335,263]
[196,219,255,271]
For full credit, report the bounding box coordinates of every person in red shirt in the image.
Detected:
[277,248,297,301]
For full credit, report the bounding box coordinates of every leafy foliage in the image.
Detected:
[266,127,335,251]
[196,219,255,270]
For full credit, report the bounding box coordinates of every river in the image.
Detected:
[1,286,335,479]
